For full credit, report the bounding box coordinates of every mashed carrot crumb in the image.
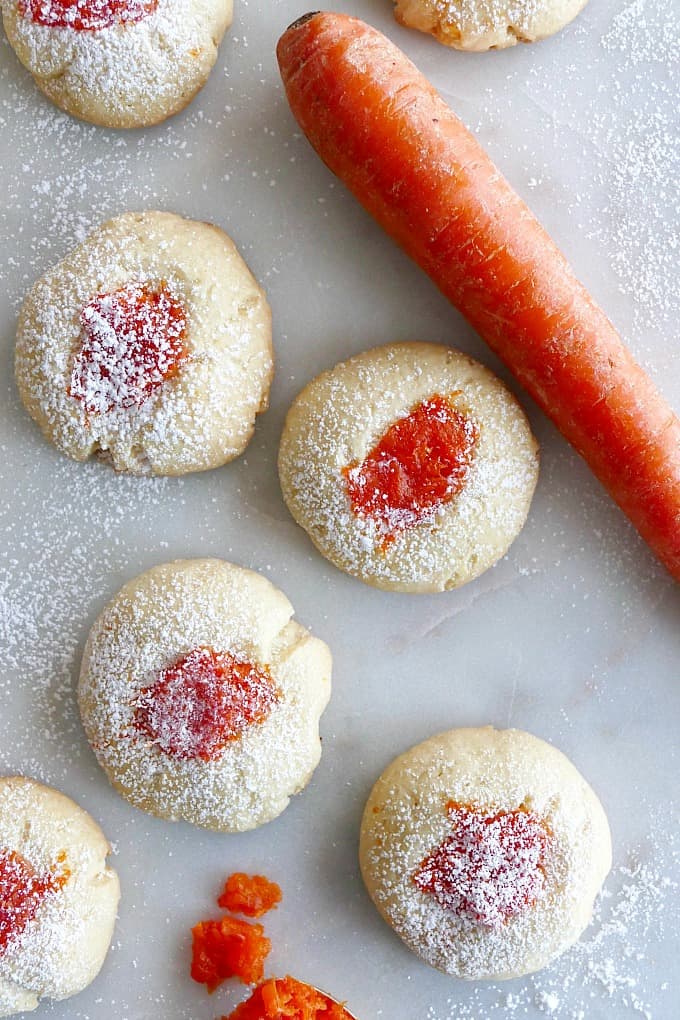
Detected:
[218,873,282,918]
[223,975,353,1019]
[191,916,271,992]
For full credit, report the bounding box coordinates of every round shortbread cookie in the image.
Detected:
[393,0,588,51]
[15,210,273,476]
[359,727,612,980]
[0,776,120,1018]
[2,0,232,128]
[78,558,332,832]
[278,342,538,593]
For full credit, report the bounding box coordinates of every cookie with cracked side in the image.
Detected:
[78,559,332,832]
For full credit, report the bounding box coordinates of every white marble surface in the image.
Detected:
[0,1,679,1018]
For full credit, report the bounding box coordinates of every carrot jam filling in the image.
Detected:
[69,281,187,415]
[18,0,157,31]
[343,395,477,543]
[0,849,69,953]
[218,873,282,918]
[191,916,271,992]
[413,802,552,929]
[134,647,280,762]
[224,975,354,1020]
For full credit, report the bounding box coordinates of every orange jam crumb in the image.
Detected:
[18,0,157,31]
[191,916,271,992]
[0,849,69,954]
[343,395,477,544]
[218,873,282,918]
[134,646,280,762]
[69,280,187,416]
[413,802,552,929]
[223,975,354,1020]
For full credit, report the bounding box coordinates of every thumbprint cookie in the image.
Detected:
[393,0,588,51]
[359,727,612,980]
[2,0,232,127]
[278,342,538,592]
[78,559,332,831]
[15,211,273,476]
[0,777,120,1017]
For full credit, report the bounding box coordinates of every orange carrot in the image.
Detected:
[277,12,680,581]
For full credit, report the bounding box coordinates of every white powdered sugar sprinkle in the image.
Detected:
[413,805,551,929]
[69,280,187,417]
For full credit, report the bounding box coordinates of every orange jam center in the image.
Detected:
[18,0,157,31]
[191,916,271,992]
[413,802,552,928]
[218,873,282,918]
[70,281,187,415]
[0,849,69,953]
[224,975,354,1020]
[343,395,477,543]
[134,647,280,761]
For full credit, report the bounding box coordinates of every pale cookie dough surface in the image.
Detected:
[278,342,539,593]
[359,727,612,980]
[15,210,273,476]
[0,777,120,1018]
[78,558,333,832]
[393,0,588,50]
[2,0,232,127]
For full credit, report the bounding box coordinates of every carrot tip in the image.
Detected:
[285,11,320,32]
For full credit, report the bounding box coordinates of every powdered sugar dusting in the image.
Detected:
[133,645,280,761]
[413,803,552,929]
[595,0,679,341]
[18,0,157,32]
[0,455,175,780]
[424,826,679,1018]
[0,848,68,953]
[70,281,187,416]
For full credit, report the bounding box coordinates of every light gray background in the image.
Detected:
[1,1,678,1018]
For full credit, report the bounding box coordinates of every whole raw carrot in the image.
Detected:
[277,12,680,581]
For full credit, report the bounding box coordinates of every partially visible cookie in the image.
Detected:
[2,0,232,127]
[15,211,273,476]
[359,727,612,980]
[78,559,332,832]
[393,0,589,51]
[278,342,538,593]
[0,777,120,1018]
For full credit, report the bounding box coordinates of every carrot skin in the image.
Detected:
[277,13,680,581]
